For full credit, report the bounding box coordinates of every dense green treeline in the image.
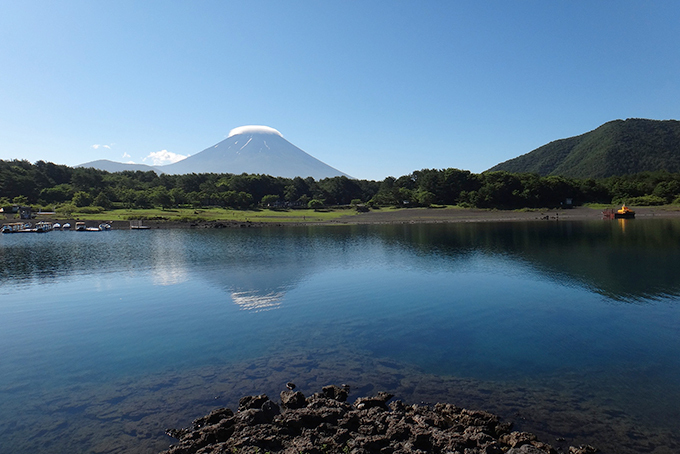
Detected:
[0,159,379,211]
[2,159,680,212]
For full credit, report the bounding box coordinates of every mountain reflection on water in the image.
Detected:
[369,219,680,301]
[2,219,679,302]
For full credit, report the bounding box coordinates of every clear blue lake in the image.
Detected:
[0,220,679,454]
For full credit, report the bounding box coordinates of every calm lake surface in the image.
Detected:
[1,220,679,454]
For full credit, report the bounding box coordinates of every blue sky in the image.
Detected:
[1,1,678,180]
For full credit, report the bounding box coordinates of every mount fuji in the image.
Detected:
[163,125,349,179]
[78,126,350,179]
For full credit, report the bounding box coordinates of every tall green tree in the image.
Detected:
[71,191,92,207]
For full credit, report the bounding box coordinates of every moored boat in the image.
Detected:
[2,223,25,233]
[76,221,111,231]
[603,204,636,219]
[614,204,635,219]
[35,221,52,233]
[2,222,52,233]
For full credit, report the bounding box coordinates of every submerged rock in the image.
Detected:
[161,385,596,454]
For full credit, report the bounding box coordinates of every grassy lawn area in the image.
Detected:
[58,207,360,223]
[583,202,680,210]
[582,203,616,209]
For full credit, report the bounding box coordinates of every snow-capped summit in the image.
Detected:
[161,126,350,179]
[227,125,283,138]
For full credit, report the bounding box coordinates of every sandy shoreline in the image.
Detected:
[334,205,680,225]
[5,206,680,231]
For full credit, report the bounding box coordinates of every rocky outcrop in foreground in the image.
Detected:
[161,385,597,454]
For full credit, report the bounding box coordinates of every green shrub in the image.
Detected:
[614,195,666,206]
[260,194,279,206]
[56,203,77,216]
[308,199,324,209]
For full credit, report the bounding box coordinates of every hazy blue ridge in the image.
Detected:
[76,159,164,174]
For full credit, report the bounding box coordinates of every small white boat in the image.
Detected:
[81,224,111,231]
[3,222,52,233]
[53,223,61,230]
[75,221,111,231]
[62,223,71,230]
[2,223,24,234]
[35,222,52,233]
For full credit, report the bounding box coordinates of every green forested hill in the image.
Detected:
[488,118,680,178]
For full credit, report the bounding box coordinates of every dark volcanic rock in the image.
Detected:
[238,394,271,411]
[321,384,349,402]
[160,386,593,454]
[280,390,306,410]
[353,391,393,410]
